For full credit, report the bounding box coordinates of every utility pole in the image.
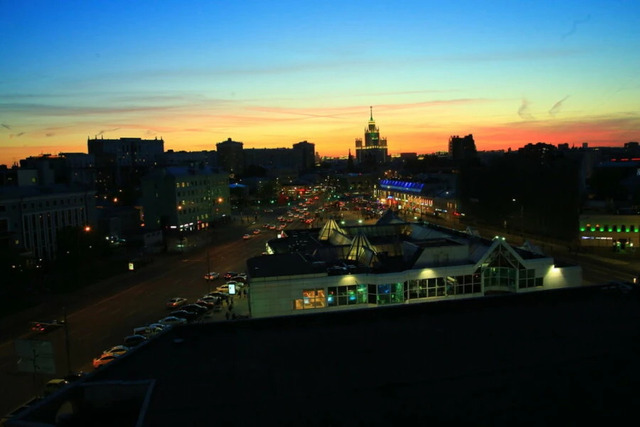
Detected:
[207,250,211,293]
[63,307,71,374]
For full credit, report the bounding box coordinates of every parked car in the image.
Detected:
[230,273,248,282]
[148,323,171,333]
[223,272,240,280]
[166,297,187,309]
[30,320,63,334]
[158,316,187,327]
[215,283,240,294]
[182,303,209,315]
[196,297,216,308]
[103,345,129,357]
[203,272,220,280]
[92,353,119,369]
[123,334,148,347]
[207,291,227,299]
[169,310,198,323]
[133,325,164,338]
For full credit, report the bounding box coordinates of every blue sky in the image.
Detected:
[1,0,639,165]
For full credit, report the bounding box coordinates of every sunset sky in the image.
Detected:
[1,1,639,166]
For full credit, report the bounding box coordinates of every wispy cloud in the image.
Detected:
[517,99,535,120]
[0,103,178,117]
[562,15,591,39]
[96,128,120,136]
[1,123,11,130]
[549,95,570,117]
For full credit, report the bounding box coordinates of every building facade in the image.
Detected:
[246,218,582,318]
[88,137,164,195]
[579,213,640,250]
[292,140,316,171]
[373,178,459,221]
[215,138,244,176]
[141,166,230,234]
[355,107,388,165]
[448,134,477,162]
[0,185,96,260]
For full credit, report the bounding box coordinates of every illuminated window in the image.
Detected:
[368,282,404,305]
[294,288,326,310]
[327,284,366,307]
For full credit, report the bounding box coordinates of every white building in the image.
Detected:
[246,214,582,318]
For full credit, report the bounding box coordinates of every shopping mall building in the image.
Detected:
[246,212,583,318]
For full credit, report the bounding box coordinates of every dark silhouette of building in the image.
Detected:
[87,137,164,196]
[292,140,316,171]
[215,138,244,176]
[448,134,477,162]
[355,107,388,165]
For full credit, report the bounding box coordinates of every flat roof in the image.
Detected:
[15,285,640,426]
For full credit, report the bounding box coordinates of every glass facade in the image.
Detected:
[327,284,367,307]
[292,244,543,311]
[484,267,517,291]
[367,283,404,305]
[404,274,481,299]
[518,268,543,289]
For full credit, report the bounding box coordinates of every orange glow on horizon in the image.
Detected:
[1,121,637,167]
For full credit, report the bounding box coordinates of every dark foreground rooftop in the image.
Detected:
[10,285,640,426]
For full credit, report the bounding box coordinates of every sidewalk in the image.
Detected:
[201,288,251,322]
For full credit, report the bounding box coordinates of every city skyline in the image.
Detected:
[2,1,639,166]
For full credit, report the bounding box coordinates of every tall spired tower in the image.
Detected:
[355,106,388,165]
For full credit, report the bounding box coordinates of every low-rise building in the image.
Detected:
[246,214,582,318]
[579,212,640,250]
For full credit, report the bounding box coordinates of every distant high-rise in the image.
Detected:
[88,136,164,195]
[448,134,477,162]
[355,107,388,165]
[292,140,316,171]
[216,138,244,175]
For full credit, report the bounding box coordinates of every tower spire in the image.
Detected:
[370,106,373,121]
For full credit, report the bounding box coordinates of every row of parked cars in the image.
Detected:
[92,303,209,369]
[91,271,248,370]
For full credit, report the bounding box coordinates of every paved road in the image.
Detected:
[0,214,279,416]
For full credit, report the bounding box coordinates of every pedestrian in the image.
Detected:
[225,311,230,320]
